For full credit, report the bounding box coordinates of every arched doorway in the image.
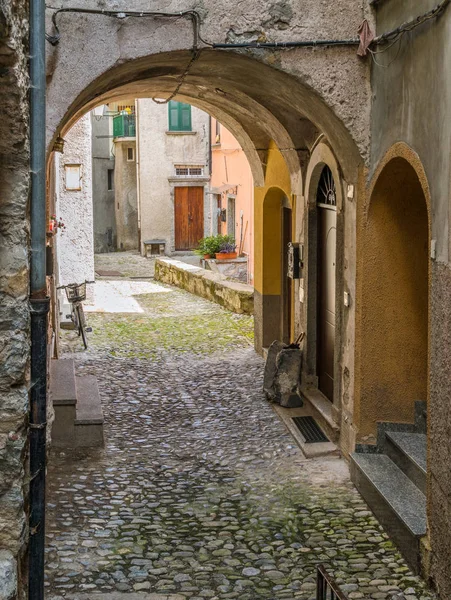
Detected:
[260,187,292,347]
[358,154,430,441]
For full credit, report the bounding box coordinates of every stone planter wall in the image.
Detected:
[154,259,253,315]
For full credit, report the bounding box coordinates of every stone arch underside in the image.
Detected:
[47,47,365,188]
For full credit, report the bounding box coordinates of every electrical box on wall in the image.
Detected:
[287,242,302,279]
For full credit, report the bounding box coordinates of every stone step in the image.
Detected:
[350,452,426,573]
[384,432,427,494]
[74,375,104,448]
[50,359,76,406]
[50,359,77,447]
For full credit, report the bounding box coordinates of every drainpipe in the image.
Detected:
[29,0,49,595]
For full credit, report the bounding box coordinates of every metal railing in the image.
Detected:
[316,565,349,600]
[113,113,136,138]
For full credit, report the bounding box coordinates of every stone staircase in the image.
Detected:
[50,359,104,448]
[350,402,427,574]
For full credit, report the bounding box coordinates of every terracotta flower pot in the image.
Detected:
[203,254,211,259]
[216,252,237,260]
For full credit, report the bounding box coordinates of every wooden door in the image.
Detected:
[317,205,337,401]
[174,187,204,250]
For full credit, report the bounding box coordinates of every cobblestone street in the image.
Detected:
[46,276,436,600]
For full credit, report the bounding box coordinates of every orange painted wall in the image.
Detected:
[210,118,254,284]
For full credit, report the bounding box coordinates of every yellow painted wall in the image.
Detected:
[254,141,292,295]
[356,150,430,441]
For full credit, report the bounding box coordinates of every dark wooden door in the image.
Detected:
[174,187,204,250]
[317,205,337,401]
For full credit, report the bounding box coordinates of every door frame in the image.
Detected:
[168,178,209,252]
[304,144,345,422]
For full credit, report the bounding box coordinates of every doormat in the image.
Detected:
[292,416,329,443]
[95,269,122,277]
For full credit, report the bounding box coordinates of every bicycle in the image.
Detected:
[57,281,95,349]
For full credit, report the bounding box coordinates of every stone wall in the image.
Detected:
[55,114,95,297]
[91,113,116,253]
[0,0,30,598]
[155,258,253,315]
[114,140,138,250]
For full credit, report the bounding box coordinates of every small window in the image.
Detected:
[127,147,135,162]
[168,101,192,132]
[65,164,82,190]
[107,169,114,191]
[175,165,204,177]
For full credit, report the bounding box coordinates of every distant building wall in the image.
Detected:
[136,99,210,253]
[91,112,116,253]
[55,114,95,293]
[114,139,138,250]
[211,119,254,284]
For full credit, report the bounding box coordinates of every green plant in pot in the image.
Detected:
[195,236,219,259]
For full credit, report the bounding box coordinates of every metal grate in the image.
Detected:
[292,416,329,444]
[316,564,349,599]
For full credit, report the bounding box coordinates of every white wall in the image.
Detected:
[55,113,95,299]
[136,99,211,253]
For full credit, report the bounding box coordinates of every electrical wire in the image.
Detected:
[373,0,451,47]
[45,7,206,50]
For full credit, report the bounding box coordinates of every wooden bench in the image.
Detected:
[143,239,166,257]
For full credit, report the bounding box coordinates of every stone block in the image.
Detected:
[0,550,17,600]
[263,340,303,408]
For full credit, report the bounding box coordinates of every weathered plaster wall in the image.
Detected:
[55,115,95,294]
[0,0,30,597]
[211,119,254,283]
[369,3,451,594]
[91,112,116,253]
[114,139,138,250]
[137,99,210,253]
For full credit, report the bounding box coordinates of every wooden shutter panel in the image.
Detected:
[168,101,180,131]
[180,103,191,130]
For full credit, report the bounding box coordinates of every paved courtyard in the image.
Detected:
[46,274,436,600]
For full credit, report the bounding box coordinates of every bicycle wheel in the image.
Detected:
[76,305,88,349]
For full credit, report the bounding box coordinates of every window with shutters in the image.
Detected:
[168,101,192,132]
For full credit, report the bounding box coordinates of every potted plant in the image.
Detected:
[216,238,237,260]
[194,236,219,259]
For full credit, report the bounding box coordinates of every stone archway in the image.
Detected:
[46,36,365,354]
[356,145,430,443]
[302,141,346,425]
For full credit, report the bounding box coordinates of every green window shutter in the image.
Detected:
[180,103,192,131]
[168,101,192,131]
[168,101,180,131]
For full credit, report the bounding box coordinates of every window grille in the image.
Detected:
[175,165,204,176]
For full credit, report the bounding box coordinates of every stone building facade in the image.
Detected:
[2,0,451,598]
[136,98,211,254]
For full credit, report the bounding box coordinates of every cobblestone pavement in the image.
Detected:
[94,251,200,279]
[46,281,436,600]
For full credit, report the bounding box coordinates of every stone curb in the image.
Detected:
[154,258,253,315]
